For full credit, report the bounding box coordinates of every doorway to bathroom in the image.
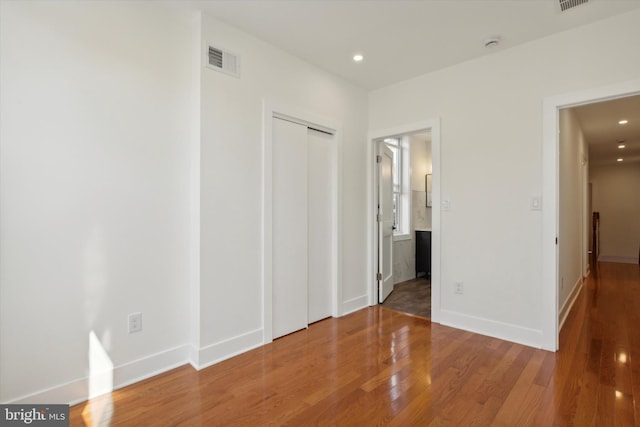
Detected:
[375,130,433,319]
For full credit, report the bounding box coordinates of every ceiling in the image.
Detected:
[185,0,640,90]
[181,0,640,165]
[572,95,640,166]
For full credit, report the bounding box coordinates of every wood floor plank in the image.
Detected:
[68,262,640,426]
[492,350,546,426]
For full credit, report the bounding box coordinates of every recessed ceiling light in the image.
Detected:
[619,119,628,125]
[618,144,626,149]
[353,54,364,62]
[617,158,624,162]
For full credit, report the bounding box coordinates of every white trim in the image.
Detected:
[189,12,202,367]
[194,329,264,370]
[439,310,543,349]
[263,102,274,343]
[341,295,369,316]
[112,346,189,391]
[272,112,335,135]
[8,345,191,406]
[559,277,583,331]
[262,100,343,344]
[367,119,441,323]
[542,78,640,351]
[598,256,638,264]
[189,344,200,369]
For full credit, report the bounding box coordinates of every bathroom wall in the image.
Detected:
[393,132,432,284]
[412,133,432,231]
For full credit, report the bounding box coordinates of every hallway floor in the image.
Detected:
[558,261,640,425]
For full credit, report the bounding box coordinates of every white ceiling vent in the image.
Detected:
[558,0,590,12]
[207,44,240,78]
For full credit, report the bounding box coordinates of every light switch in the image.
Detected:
[531,196,542,211]
[442,199,450,211]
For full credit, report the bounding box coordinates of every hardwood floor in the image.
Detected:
[70,262,640,426]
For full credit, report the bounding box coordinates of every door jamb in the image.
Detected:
[367,119,441,323]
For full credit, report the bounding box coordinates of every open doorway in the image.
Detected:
[570,95,640,267]
[542,80,640,351]
[376,131,433,318]
[558,95,640,332]
[368,119,441,322]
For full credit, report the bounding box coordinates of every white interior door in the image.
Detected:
[308,128,333,323]
[272,117,308,338]
[378,143,394,302]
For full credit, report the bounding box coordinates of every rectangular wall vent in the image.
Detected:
[207,44,240,78]
[558,0,589,12]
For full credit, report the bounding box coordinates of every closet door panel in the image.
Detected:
[272,118,308,338]
[307,129,333,323]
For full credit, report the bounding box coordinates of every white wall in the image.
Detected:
[558,109,587,319]
[196,14,368,363]
[0,1,195,403]
[0,1,369,403]
[590,162,640,262]
[369,9,640,347]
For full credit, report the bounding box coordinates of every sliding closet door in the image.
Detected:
[272,118,308,339]
[307,129,333,323]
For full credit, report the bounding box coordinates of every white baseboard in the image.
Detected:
[8,344,191,406]
[193,328,263,370]
[341,295,368,316]
[439,309,543,349]
[7,377,88,406]
[112,345,190,391]
[559,277,583,331]
[598,256,637,264]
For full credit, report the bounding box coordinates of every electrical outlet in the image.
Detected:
[128,312,142,334]
[454,282,464,295]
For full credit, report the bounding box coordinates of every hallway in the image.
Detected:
[69,262,640,425]
[554,261,640,425]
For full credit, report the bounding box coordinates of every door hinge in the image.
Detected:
[376,213,382,222]
[376,155,382,163]
[377,272,382,281]
[555,237,558,245]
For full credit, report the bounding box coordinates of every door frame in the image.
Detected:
[262,100,342,344]
[367,119,441,323]
[541,78,640,351]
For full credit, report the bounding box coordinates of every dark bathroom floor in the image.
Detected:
[381,277,431,319]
